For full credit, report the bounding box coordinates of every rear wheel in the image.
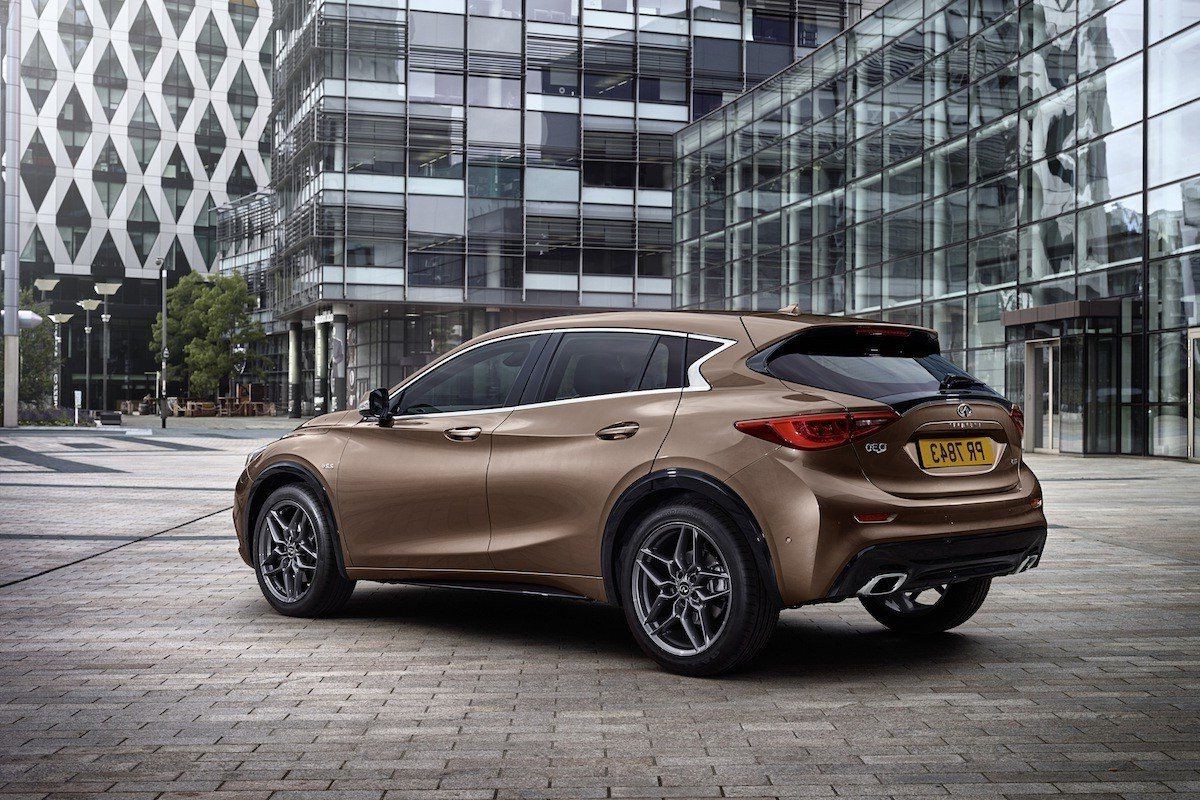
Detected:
[618,501,778,676]
[253,483,355,617]
[859,577,990,634]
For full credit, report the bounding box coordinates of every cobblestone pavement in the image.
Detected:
[0,434,1197,800]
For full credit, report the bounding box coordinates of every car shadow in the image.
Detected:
[334,584,986,679]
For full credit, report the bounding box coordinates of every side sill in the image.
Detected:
[343,568,606,602]
[369,579,594,602]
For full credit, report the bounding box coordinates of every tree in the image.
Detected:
[0,288,57,407]
[151,273,266,399]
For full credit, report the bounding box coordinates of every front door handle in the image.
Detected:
[596,421,640,440]
[444,426,482,442]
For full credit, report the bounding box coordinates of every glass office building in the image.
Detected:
[269,0,849,414]
[674,0,1200,458]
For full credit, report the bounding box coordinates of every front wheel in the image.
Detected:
[618,501,779,677]
[859,577,991,635]
[253,483,355,617]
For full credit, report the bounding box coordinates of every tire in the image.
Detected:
[618,500,779,677]
[859,577,991,635]
[252,483,355,617]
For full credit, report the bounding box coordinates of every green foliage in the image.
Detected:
[0,288,57,410]
[151,272,266,400]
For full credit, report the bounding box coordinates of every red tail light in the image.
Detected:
[735,409,900,451]
[1009,403,1025,438]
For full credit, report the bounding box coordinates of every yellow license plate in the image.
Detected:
[917,437,995,469]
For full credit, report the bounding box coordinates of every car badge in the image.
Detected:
[956,403,973,418]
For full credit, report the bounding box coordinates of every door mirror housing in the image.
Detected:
[364,387,393,427]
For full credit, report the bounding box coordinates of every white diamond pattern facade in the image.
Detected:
[20,0,271,280]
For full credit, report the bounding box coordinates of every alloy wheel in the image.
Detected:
[631,522,732,656]
[256,499,319,603]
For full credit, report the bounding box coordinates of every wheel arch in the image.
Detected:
[246,460,349,577]
[601,468,781,607]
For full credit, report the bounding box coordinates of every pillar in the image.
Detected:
[287,320,302,418]
[330,303,348,412]
[314,317,328,415]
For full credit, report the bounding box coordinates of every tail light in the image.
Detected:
[1009,403,1025,438]
[735,409,900,451]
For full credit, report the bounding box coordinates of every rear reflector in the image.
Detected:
[854,512,897,523]
[735,409,900,450]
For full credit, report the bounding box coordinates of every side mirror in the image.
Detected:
[364,387,393,427]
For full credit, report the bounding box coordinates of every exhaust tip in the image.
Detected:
[858,572,908,596]
[1016,554,1039,573]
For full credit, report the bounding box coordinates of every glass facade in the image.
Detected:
[268,0,849,409]
[674,0,1200,457]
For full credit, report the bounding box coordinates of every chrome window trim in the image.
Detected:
[381,327,737,420]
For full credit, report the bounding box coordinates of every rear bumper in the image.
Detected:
[822,525,1047,601]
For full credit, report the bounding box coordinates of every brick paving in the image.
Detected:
[0,433,1197,800]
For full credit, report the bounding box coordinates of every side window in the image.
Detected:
[639,336,687,390]
[536,332,659,402]
[685,338,723,384]
[398,336,538,415]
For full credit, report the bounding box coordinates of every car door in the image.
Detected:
[336,333,547,570]
[486,331,687,577]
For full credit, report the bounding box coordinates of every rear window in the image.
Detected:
[761,326,1000,401]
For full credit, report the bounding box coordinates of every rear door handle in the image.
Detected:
[444,426,482,442]
[596,422,640,440]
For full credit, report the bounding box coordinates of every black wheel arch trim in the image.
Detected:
[246,460,349,578]
[602,467,781,606]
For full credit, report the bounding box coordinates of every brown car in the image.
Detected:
[234,310,1047,675]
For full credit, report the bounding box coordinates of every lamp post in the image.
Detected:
[76,298,100,412]
[46,312,73,408]
[155,257,168,428]
[93,281,121,411]
[33,276,59,301]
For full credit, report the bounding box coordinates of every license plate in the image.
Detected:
[917,437,995,469]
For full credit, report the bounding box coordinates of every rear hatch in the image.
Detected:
[752,323,1022,499]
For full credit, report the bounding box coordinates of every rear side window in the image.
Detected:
[640,336,687,390]
[536,332,688,402]
[538,332,658,402]
[761,325,999,400]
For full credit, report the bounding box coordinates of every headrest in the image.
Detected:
[571,352,629,397]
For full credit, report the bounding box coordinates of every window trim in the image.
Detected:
[382,327,735,419]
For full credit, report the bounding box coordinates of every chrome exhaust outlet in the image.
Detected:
[1016,554,1039,573]
[858,572,908,596]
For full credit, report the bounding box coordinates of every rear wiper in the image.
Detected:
[939,374,986,391]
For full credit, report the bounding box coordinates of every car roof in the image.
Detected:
[476,310,935,348]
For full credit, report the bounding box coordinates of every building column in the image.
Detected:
[314,315,329,415]
[287,320,302,418]
[330,303,348,412]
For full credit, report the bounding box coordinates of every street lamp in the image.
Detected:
[93,281,121,411]
[46,312,73,408]
[76,298,100,412]
[33,277,59,300]
[155,256,169,429]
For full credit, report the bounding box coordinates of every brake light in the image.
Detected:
[1009,403,1025,437]
[853,325,912,337]
[735,409,900,450]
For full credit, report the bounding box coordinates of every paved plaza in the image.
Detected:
[0,425,1197,800]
